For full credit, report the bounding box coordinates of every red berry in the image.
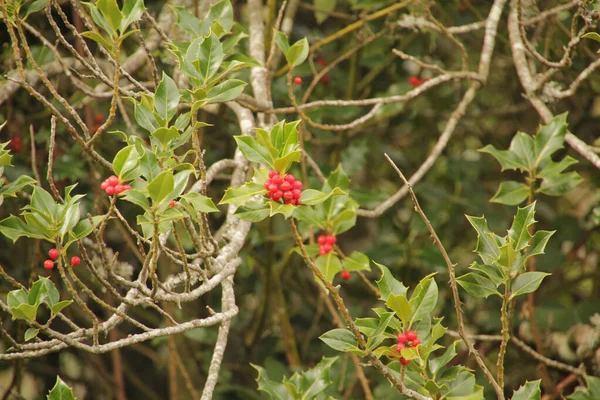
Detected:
[105,186,115,195]
[292,189,302,199]
[268,184,278,192]
[169,200,176,208]
[397,333,407,343]
[293,181,302,190]
[272,190,283,200]
[293,77,302,85]
[412,339,421,346]
[322,243,333,253]
[100,181,109,190]
[44,260,54,269]
[326,235,337,245]
[283,191,293,200]
[396,342,406,352]
[399,357,410,366]
[318,235,327,245]
[319,247,328,256]
[284,174,295,184]
[123,185,132,191]
[48,249,59,259]
[10,137,22,153]
[71,256,81,266]
[280,181,292,191]
[268,170,277,178]
[341,270,351,280]
[317,58,327,67]
[263,179,272,189]
[297,200,301,205]
[408,76,423,87]
[271,174,283,184]
[107,175,119,185]
[114,184,125,194]
[406,330,417,341]
[94,114,103,123]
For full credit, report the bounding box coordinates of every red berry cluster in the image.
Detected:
[264,170,302,205]
[44,249,80,269]
[317,234,336,256]
[396,330,420,366]
[100,175,131,196]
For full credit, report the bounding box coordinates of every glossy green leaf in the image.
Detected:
[479,144,528,172]
[180,192,219,214]
[386,293,411,326]
[511,272,550,298]
[466,215,501,265]
[199,33,224,82]
[490,181,529,206]
[268,202,296,219]
[319,328,359,352]
[152,126,180,148]
[51,300,73,315]
[234,136,273,167]
[582,32,600,42]
[374,261,407,301]
[469,262,505,287]
[315,253,342,282]
[147,171,174,205]
[24,0,51,19]
[539,171,583,196]
[24,328,39,341]
[97,0,122,33]
[534,112,568,166]
[84,2,114,37]
[219,181,266,207]
[429,341,459,378]
[409,275,438,326]
[525,230,555,259]
[119,0,146,32]
[567,376,600,400]
[47,376,76,400]
[274,31,290,54]
[286,38,309,67]
[154,73,180,122]
[508,202,536,251]
[80,31,114,51]
[342,251,370,272]
[251,364,289,399]
[457,273,500,298]
[299,188,345,206]
[206,79,246,103]
[10,303,38,322]
[113,145,142,181]
[512,380,541,400]
[0,215,47,242]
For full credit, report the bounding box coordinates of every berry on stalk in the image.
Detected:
[44,260,54,269]
[71,256,81,266]
[341,270,351,280]
[48,249,59,259]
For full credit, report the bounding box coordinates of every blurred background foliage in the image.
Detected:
[0,0,599,398]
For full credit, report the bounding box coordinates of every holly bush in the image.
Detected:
[0,0,599,399]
